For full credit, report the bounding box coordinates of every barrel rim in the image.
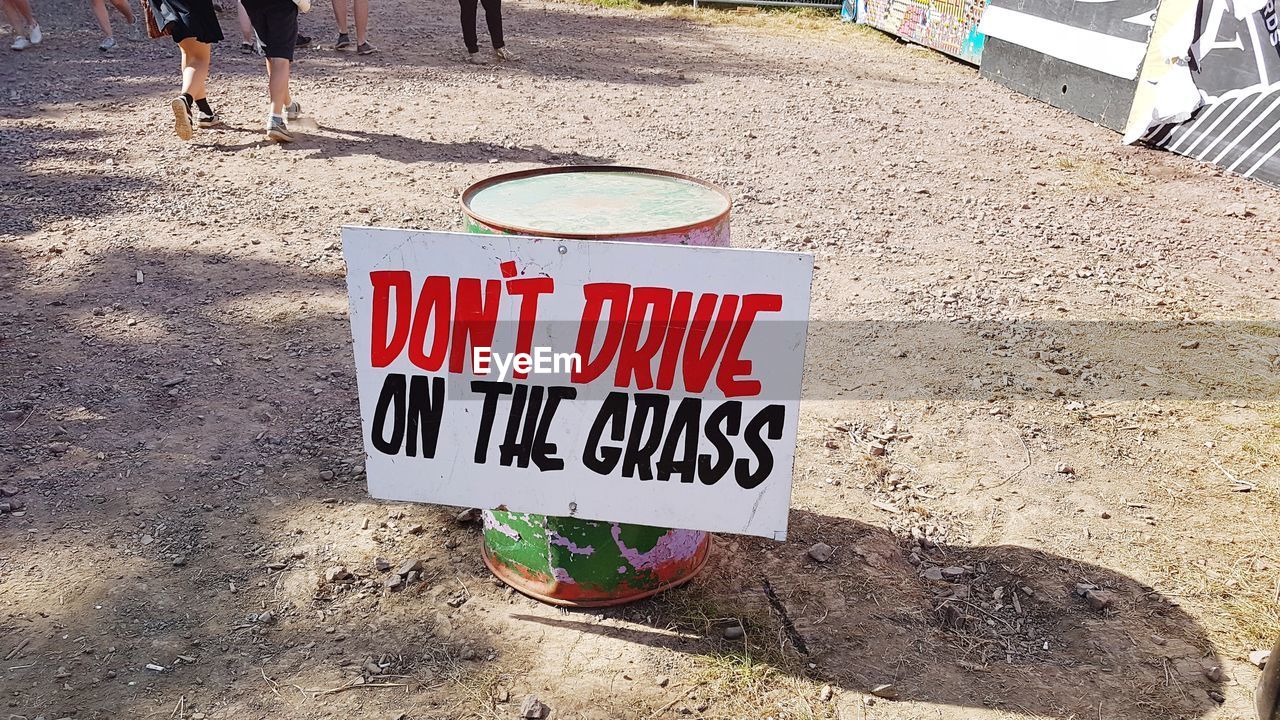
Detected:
[460,165,732,240]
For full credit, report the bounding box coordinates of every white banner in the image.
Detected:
[342,228,813,540]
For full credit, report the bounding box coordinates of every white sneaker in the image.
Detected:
[285,100,301,121]
[463,49,481,63]
[128,18,142,41]
[99,36,117,51]
[11,35,31,51]
[28,24,41,45]
[493,46,520,62]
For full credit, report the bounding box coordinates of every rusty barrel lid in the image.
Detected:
[460,165,732,240]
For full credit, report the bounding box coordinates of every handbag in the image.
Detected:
[141,0,170,39]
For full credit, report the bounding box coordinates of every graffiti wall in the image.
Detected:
[1124,0,1280,186]
[845,0,988,64]
[976,0,1157,130]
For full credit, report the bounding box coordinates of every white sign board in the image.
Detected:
[342,228,813,540]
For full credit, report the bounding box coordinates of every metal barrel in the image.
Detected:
[460,165,731,606]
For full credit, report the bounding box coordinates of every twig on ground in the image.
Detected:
[4,638,30,661]
[261,668,282,698]
[645,684,700,719]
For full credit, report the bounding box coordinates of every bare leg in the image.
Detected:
[90,0,115,37]
[266,57,290,114]
[329,0,347,34]
[352,0,367,44]
[5,0,37,28]
[179,37,211,98]
[237,2,254,42]
[109,0,135,24]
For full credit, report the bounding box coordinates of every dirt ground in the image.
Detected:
[2,0,1279,717]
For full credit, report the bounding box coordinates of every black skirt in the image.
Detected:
[152,0,224,43]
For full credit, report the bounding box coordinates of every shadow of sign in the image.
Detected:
[512,508,1224,719]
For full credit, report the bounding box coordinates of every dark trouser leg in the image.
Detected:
[479,0,503,49]
[459,0,479,53]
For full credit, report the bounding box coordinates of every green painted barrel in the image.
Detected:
[460,166,730,606]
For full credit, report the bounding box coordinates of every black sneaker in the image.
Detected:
[171,96,194,140]
[197,110,221,128]
[240,41,253,53]
[266,116,294,143]
[295,34,311,48]
[334,32,350,50]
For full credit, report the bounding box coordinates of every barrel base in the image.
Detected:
[482,534,712,608]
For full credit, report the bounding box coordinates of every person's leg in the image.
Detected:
[108,0,135,24]
[170,37,208,139]
[2,0,24,31]
[7,0,36,28]
[352,0,367,45]
[459,0,478,54]
[237,2,254,43]
[330,0,348,39]
[266,57,290,114]
[91,0,115,37]
[180,37,210,99]
[479,0,502,50]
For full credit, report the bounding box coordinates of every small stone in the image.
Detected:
[1225,202,1254,218]
[47,442,70,453]
[1,410,23,421]
[1204,665,1223,682]
[1180,340,1200,349]
[922,566,944,581]
[941,566,966,577]
[1250,649,1271,668]
[406,570,421,584]
[950,584,971,600]
[172,556,187,567]
[0,485,19,497]
[870,683,898,700]
[374,557,392,572]
[722,624,745,640]
[265,560,287,570]
[819,684,833,701]
[55,666,71,678]
[319,470,335,480]
[406,524,424,535]
[161,376,186,388]
[656,675,670,687]
[1055,463,1074,475]
[456,508,480,524]
[324,565,353,584]
[868,441,887,456]
[1052,366,1072,376]
[397,559,424,576]
[496,687,511,702]
[519,694,547,719]
[140,535,154,546]
[1083,589,1115,611]
[257,611,276,625]
[363,659,382,675]
[385,575,404,591]
[807,542,834,563]
[1209,690,1225,703]
[1099,511,1111,519]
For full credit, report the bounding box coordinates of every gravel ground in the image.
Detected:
[1,1,1279,718]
